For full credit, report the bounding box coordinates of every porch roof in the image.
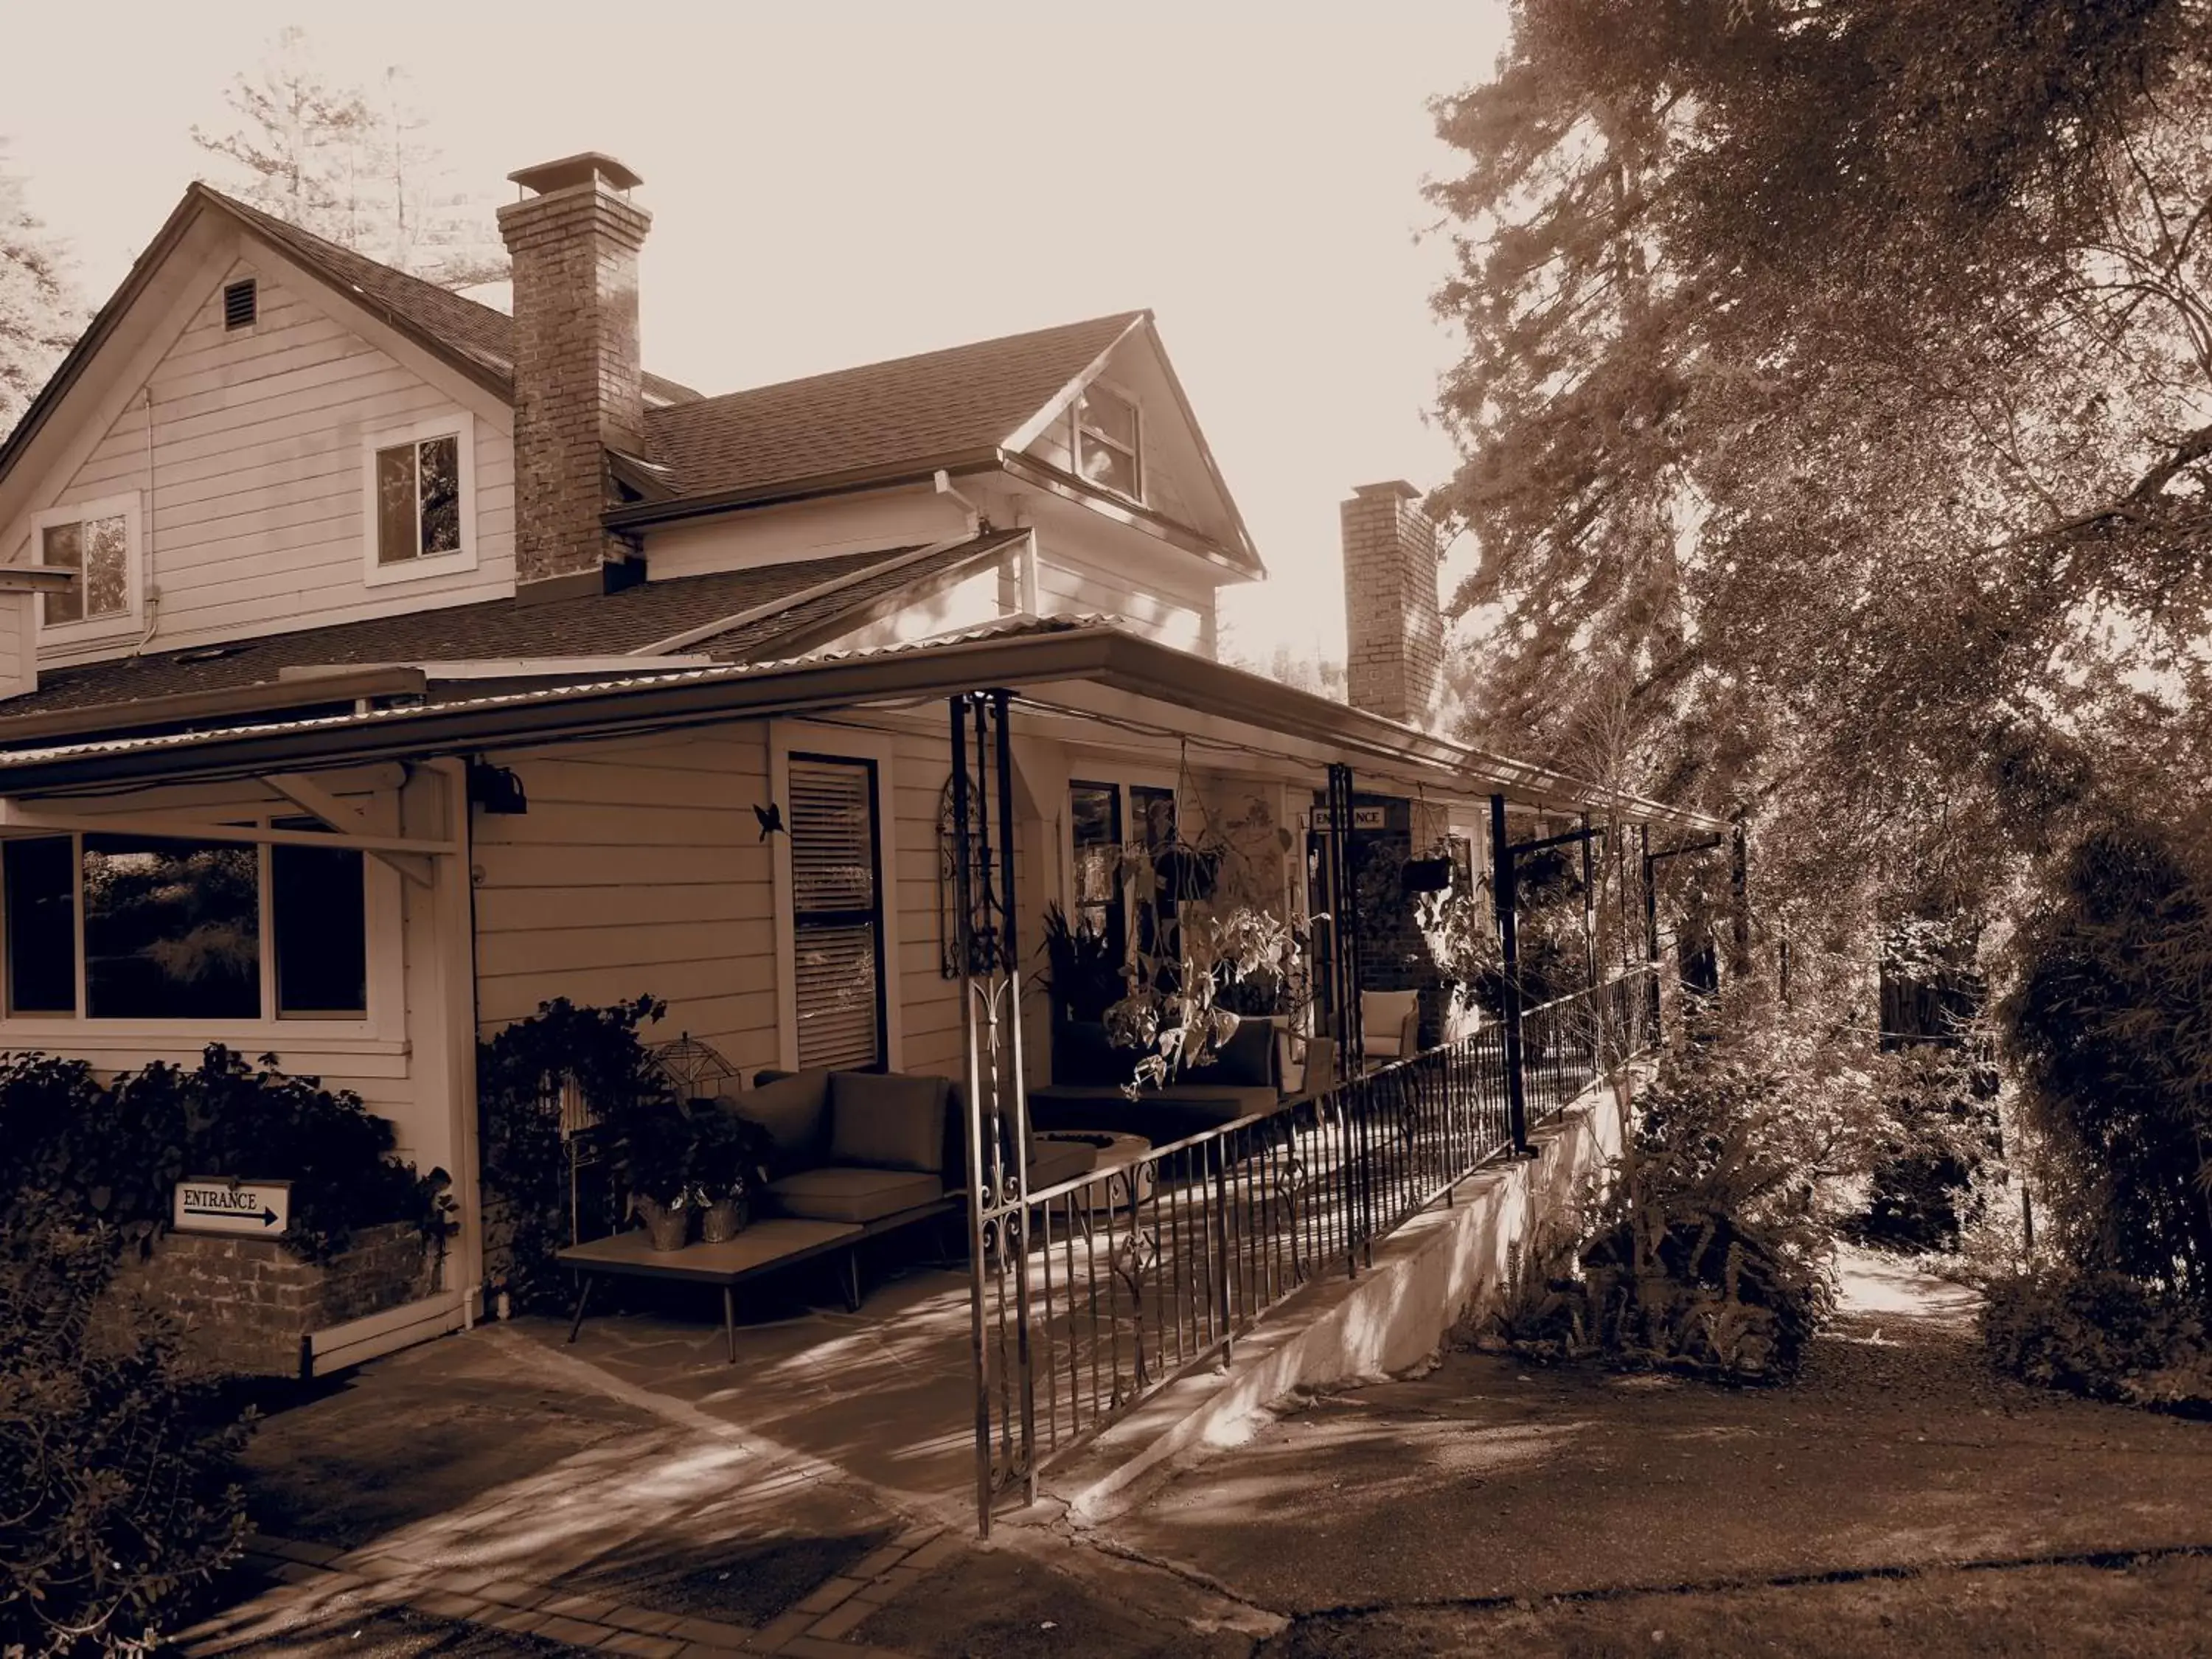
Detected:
[0,616,1725,832]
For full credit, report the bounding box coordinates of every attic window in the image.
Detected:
[1073,385,1141,502]
[361,418,476,587]
[223,279,257,330]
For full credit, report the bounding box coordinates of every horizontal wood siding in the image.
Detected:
[5,254,513,667]
[1035,546,1209,653]
[470,728,781,1082]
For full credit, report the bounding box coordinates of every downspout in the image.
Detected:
[134,387,161,654]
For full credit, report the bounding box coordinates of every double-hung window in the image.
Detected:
[787,756,888,1070]
[32,495,139,637]
[363,419,475,585]
[1072,384,1141,502]
[1,827,369,1023]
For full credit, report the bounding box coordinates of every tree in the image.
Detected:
[0,145,84,441]
[1427,0,2212,951]
[192,29,505,291]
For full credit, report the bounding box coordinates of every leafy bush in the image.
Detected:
[1481,986,1839,1382]
[0,1046,452,1264]
[476,995,669,1312]
[1854,1043,2002,1252]
[1,1227,252,1656]
[1983,1267,2212,1414]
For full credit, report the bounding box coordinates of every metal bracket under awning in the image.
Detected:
[0,787,457,887]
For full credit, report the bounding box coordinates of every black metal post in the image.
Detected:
[1640,823,1658,964]
[990,690,1035,1504]
[953,696,992,1537]
[1581,810,1597,992]
[1728,810,1751,983]
[1492,794,1531,1156]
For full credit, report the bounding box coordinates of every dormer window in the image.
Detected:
[1074,385,1141,502]
[31,495,140,639]
[361,417,477,587]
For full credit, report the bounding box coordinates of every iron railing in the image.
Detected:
[969,961,1661,1527]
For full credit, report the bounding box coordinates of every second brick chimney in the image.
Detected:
[498,153,650,597]
[1340,480,1444,728]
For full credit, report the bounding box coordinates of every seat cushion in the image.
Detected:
[723,1070,830,1178]
[765,1165,945,1225]
[1363,991,1419,1057]
[828,1071,950,1172]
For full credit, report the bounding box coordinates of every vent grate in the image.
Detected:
[223,278,257,330]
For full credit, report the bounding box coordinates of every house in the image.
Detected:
[0,153,1718,1503]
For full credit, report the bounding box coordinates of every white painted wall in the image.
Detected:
[0,248,515,668]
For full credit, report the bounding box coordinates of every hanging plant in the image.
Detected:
[1402,856,1454,894]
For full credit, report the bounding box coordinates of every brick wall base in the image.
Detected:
[112,1222,439,1377]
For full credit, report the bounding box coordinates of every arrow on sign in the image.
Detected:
[181,1200,279,1227]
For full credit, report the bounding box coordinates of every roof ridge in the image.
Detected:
[653,310,1150,415]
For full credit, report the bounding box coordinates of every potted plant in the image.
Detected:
[690,1107,774,1242]
[1040,903,1128,1026]
[619,1100,698,1251]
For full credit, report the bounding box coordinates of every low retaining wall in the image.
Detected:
[114,1221,439,1377]
[1046,1069,1632,1524]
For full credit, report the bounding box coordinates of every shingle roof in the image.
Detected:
[639,313,1146,500]
[206,187,702,406]
[0,532,1022,729]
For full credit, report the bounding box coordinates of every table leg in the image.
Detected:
[841,1249,862,1313]
[723,1284,737,1365]
[567,1273,594,1344]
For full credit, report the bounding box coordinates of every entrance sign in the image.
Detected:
[1311,804,1389,832]
[173,1178,291,1237]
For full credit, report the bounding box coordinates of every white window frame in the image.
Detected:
[1057,765,1180,966]
[0,801,405,1046]
[361,415,478,588]
[769,720,903,1074]
[31,493,143,645]
[1071,382,1143,504]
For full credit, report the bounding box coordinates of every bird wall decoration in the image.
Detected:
[754,802,785,841]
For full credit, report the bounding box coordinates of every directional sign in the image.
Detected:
[173,1178,291,1238]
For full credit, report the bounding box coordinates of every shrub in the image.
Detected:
[0,1227,252,1656]
[1854,1043,2002,1252]
[1482,984,1840,1382]
[476,995,669,1312]
[1983,1267,2212,1413]
[0,1046,452,1264]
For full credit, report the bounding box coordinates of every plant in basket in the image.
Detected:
[690,1107,774,1243]
[617,1100,698,1250]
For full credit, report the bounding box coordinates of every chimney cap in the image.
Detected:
[508,152,644,197]
[1349,479,1422,501]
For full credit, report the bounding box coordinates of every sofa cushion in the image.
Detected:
[1185,1017,1277,1088]
[724,1070,830,1178]
[765,1166,945,1225]
[1051,1020,1142,1088]
[1027,1082,1278,1146]
[1363,990,1420,1059]
[829,1071,950,1172]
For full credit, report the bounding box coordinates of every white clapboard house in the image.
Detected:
[0,153,1714,1385]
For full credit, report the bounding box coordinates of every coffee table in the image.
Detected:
[557,1218,863,1363]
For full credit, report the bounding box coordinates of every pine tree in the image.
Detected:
[191,29,506,291]
[0,145,85,442]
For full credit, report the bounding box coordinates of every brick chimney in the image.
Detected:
[1340,480,1443,727]
[497,153,650,597]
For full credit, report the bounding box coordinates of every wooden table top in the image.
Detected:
[557,1218,863,1284]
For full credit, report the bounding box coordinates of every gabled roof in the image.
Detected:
[0,530,1024,732]
[210,189,703,406]
[641,313,1145,499]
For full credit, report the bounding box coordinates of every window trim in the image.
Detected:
[30,493,143,644]
[0,805,401,1042]
[360,415,478,589]
[770,722,904,1073]
[1071,382,1143,504]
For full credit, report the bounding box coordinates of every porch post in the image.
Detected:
[953,696,993,1537]
[1641,822,1662,1051]
[1728,809,1752,983]
[1580,810,1597,992]
[1492,794,1531,1156]
[990,689,1037,1506]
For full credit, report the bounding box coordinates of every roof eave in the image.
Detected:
[0,623,1724,832]
[603,450,1007,531]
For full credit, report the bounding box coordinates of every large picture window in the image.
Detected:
[788,756,887,1070]
[0,827,369,1023]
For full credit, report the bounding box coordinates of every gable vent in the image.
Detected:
[223,278,257,330]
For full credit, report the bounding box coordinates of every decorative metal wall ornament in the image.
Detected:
[936,772,998,978]
[752,801,785,841]
[650,1032,740,1100]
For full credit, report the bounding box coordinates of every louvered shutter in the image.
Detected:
[788,757,884,1069]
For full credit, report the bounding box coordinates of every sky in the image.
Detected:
[1,1,1506,663]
